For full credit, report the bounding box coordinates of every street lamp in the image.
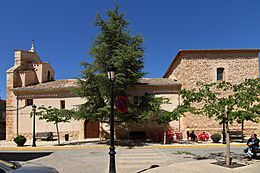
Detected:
[32,104,37,147]
[107,66,116,173]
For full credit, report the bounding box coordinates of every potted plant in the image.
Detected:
[13,135,27,146]
[211,133,222,143]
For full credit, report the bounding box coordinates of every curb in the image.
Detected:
[0,145,109,151]
[150,143,245,149]
[0,143,245,151]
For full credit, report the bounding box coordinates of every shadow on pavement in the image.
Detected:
[0,151,52,161]
[55,139,101,146]
[99,140,149,148]
[136,165,159,173]
[57,139,149,148]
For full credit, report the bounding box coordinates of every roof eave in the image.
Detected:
[12,87,77,93]
[130,84,181,87]
[163,51,182,78]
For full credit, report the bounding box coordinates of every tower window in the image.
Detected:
[217,68,224,81]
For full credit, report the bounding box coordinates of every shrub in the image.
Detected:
[211,133,222,143]
[13,135,27,146]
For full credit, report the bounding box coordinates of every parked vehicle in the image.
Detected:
[0,159,58,173]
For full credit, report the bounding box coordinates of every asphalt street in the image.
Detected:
[12,146,248,173]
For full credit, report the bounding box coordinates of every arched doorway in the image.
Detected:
[84,120,100,138]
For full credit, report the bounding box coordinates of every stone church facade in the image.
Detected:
[5,48,259,140]
[164,49,259,135]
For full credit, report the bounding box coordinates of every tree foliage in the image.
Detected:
[179,79,260,125]
[73,4,169,123]
[178,78,260,166]
[36,106,72,123]
[233,78,260,123]
[35,106,73,145]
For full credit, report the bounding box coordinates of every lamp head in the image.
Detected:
[32,104,37,110]
[107,66,116,81]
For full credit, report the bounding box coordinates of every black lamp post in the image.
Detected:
[107,66,116,173]
[32,104,37,147]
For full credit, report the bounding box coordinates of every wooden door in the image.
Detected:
[85,120,99,138]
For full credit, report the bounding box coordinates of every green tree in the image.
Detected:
[180,82,235,166]
[35,106,73,145]
[179,79,260,166]
[233,78,260,136]
[73,4,166,124]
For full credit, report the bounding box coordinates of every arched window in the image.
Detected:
[217,68,224,81]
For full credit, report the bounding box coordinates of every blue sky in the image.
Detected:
[1,0,260,99]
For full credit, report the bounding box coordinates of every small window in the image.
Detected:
[217,68,224,81]
[60,100,65,109]
[47,71,51,81]
[26,99,33,106]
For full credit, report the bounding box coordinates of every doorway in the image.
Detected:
[84,120,99,138]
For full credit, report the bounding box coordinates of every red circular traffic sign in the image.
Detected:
[115,96,129,113]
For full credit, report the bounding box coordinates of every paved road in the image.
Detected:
[17,146,247,173]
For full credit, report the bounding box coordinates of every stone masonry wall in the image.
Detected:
[170,52,259,89]
[6,70,16,140]
[168,52,259,135]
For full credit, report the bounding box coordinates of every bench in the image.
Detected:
[228,130,243,142]
[35,132,54,141]
[129,131,146,140]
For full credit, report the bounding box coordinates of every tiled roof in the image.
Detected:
[137,78,180,86]
[178,49,260,53]
[13,78,180,91]
[13,79,78,91]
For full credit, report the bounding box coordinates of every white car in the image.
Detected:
[0,160,58,173]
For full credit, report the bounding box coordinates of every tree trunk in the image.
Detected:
[225,122,231,166]
[222,121,226,144]
[241,120,244,142]
[55,122,60,145]
[163,131,167,144]
[163,124,167,145]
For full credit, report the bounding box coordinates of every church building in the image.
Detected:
[5,46,259,140]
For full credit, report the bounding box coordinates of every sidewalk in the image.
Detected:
[0,138,108,150]
[0,138,246,150]
[145,159,260,173]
